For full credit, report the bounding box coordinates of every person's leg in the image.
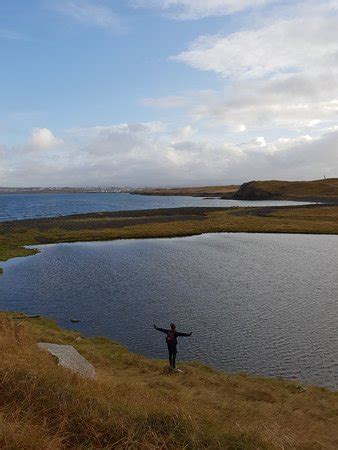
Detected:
[172,346,177,369]
[167,345,173,368]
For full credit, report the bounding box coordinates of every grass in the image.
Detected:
[131,185,239,197]
[234,178,338,201]
[1,312,337,449]
[1,204,338,275]
[132,178,338,201]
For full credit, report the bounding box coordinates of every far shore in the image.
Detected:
[131,178,338,202]
[2,178,338,202]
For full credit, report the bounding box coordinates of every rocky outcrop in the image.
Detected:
[233,181,277,200]
[38,343,95,379]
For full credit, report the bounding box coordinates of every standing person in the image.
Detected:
[154,323,192,370]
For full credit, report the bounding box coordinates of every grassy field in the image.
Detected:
[1,204,338,275]
[1,312,337,449]
[131,185,239,197]
[234,178,338,201]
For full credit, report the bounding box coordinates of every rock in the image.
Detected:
[296,384,307,392]
[38,343,95,379]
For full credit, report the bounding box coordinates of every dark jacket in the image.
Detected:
[154,326,191,345]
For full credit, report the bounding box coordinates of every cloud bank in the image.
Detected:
[1,124,337,187]
[173,17,338,79]
[145,6,338,133]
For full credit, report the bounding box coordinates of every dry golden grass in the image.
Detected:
[0,313,337,449]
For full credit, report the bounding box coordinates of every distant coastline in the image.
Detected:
[132,178,338,202]
[1,177,338,275]
[0,187,131,194]
[2,178,338,202]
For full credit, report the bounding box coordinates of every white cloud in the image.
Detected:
[50,0,123,32]
[143,7,338,132]
[145,73,338,131]
[1,123,337,186]
[27,128,63,151]
[133,0,273,19]
[170,125,196,143]
[173,16,338,79]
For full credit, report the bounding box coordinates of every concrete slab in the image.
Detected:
[38,342,95,379]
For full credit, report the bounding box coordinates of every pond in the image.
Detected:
[1,233,337,388]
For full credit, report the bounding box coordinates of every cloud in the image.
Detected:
[27,128,63,151]
[142,7,338,132]
[1,123,337,187]
[133,0,273,19]
[50,0,123,32]
[173,16,338,79]
[144,73,338,131]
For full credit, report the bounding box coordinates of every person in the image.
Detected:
[154,323,192,370]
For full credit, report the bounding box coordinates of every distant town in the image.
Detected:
[0,187,132,194]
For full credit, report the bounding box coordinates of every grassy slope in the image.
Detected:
[1,313,337,449]
[234,179,338,201]
[1,205,338,275]
[131,185,239,197]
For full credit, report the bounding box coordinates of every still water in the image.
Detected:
[0,193,310,222]
[1,233,337,388]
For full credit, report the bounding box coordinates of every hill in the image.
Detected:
[234,179,338,201]
[1,312,337,449]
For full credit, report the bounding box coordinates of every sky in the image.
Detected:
[0,0,338,187]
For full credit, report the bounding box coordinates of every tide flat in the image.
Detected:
[1,233,337,389]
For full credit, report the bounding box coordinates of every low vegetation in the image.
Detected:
[1,204,338,275]
[234,178,338,201]
[131,185,239,197]
[1,313,337,449]
[132,178,338,201]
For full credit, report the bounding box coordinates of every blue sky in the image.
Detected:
[1,0,338,186]
[1,0,232,142]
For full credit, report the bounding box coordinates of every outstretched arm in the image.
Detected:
[153,324,169,334]
[176,331,192,337]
